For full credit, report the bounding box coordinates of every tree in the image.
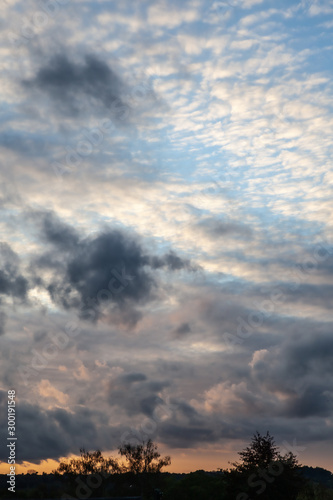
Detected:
[118,439,171,474]
[118,439,171,499]
[53,448,121,476]
[53,440,170,499]
[53,440,170,477]
[224,431,306,500]
[235,431,279,470]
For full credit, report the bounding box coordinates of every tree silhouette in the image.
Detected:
[54,448,121,476]
[118,439,171,499]
[52,440,170,499]
[53,440,170,477]
[118,439,171,474]
[233,431,280,470]
[225,431,306,500]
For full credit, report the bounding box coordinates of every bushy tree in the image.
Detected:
[53,440,170,499]
[54,440,170,477]
[118,439,171,499]
[235,431,279,470]
[53,448,121,475]
[224,431,306,500]
[118,439,171,474]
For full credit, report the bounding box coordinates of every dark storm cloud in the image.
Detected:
[287,330,333,374]
[28,211,196,327]
[284,385,333,418]
[0,242,20,275]
[28,210,80,251]
[150,251,198,271]
[23,53,129,119]
[140,395,165,417]
[0,242,29,302]
[0,401,74,462]
[170,398,200,423]
[159,424,215,447]
[252,329,333,386]
[108,372,170,417]
[32,228,155,325]
[27,211,155,319]
[62,233,154,326]
[249,328,333,419]
[0,400,125,463]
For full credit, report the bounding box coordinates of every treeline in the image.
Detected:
[0,434,332,500]
[1,468,333,500]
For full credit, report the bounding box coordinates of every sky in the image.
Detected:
[0,0,333,475]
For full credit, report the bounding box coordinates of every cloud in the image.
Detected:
[0,311,6,335]
[120,372,147,384]
[196,216,253,240]
[108,372,169,417]
[284,385,333,418]
[28,210,80,251]
[0,399,121,463]
[27,211,197,328]
[0,242,21,276]
[150,251,198,271]
[38,379,69,405]
[173,322,192,338]
[47,231,154,316]
[0,242,29,301]
[248,329,333,420]
[148,1,199,28]
[1,0,332,472]
[22,53,129,119]
[159,423,215,448]
[0,130,48,157]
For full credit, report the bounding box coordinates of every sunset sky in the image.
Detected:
[0,0,333,475]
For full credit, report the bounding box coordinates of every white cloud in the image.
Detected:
[38,380,69,406]
[147,1,200,28]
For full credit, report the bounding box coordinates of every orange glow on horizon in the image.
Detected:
[0,448,234,475]
[1,448,332,475]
